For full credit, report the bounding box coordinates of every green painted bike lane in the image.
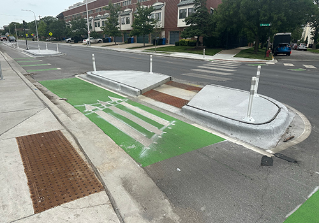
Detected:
[40,78,224,167]
[284,188,319,223]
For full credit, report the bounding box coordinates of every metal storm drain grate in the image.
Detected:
[166,81,202,92]
[143,89,189,108]
[16,130,103,213]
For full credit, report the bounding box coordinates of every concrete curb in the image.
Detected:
[182,92,294,150]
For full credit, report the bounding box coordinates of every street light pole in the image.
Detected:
[22,9,40,50]
[85,0,91,46]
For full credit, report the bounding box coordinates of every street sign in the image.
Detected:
[260,23,271,27]
[26,34,28,37]
[49,32,52,36]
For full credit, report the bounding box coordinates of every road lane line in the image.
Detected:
[109,106,162,135]
[284,63,294,66]
[96,110,153,147]
[303,65,316,69]
[121,102,170,126]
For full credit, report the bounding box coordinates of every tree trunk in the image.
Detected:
[254,35,259,53]
[196,36,199,47]
[143,35,145,47]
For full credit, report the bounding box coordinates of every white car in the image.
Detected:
[83,37,102,44]
[297,43,307,51]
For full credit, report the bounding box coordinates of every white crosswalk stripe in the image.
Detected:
[284,63,294,66]
[191,68,233,76]
[181,73,231,81]
[303,65,316,69]
[197,66,236,72]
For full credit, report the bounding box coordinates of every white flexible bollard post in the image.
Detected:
[57,43,59,52]
[46,43,48,50]
[17,41,19,49]
[254,65,261,97]
[150,55,153,74]
[244,77,256,122]
[92,54,97,74]
[203,48,205,58]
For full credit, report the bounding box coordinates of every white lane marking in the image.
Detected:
[57,68,61,70]
[181,73,230,81]
[211,62,240,66]
[191,68,232,76]
[155,84,197,101]
[197,65,236,72]
[121,102,170,126]
[316,172,319,175]
[205,63,239,69]
[307,186,319,198]
[285,204,302,218]
[96,110,153,147]
[284,63,294,66]
[109,106,162,135]
[303,65,316,69]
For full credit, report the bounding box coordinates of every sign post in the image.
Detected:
[260,23,271,56]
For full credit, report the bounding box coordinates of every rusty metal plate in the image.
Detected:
[16,130,103,213]
[143,89,189,108]
[166,81,202,92]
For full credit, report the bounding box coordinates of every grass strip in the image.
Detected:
[144,46,222,56]
[235,47,272,60]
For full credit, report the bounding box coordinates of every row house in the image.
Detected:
[62,0,222,44]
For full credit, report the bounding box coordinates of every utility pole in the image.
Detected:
[23,20,28,50]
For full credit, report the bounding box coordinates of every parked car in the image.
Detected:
[291,43,298,50]
[274,43,291,56]
[8,36,16,42]
[83,37,103,44]
[45,37,56,41]
[297,43,307,51]
[0,35,7,41]
[65,37,74,43]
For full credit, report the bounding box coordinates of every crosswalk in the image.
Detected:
[284,63,317,69]
[181,60,241,82]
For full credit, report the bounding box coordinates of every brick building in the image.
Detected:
[62,0,222,44]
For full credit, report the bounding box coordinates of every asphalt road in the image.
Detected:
[1,41,319,223]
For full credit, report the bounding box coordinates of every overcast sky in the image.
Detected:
[0,0,80,29]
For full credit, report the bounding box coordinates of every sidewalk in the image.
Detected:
[0,51,179,222]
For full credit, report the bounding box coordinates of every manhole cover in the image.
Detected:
[16,130,103,213]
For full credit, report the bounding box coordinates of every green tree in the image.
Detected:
[102,1,122,44]
[216,0,314,52]
[49,19,67,40]
[181,0,214,47]
[68,18,87,37]
[38,20,47,39]
[308,1,319,49]
[130,3,156,46]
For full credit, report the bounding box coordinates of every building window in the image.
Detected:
[95,21,100,27]
[188,8,194,16]
[121,17,125,25]
[210,8,214,15]
[102,21,105,26]
[126,17,130,24]
[123,0,131,6]
[179,9,187,19]
[151,12,161,21]
[138,0,148,2]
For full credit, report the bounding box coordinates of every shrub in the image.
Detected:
[175,41,180,46]
[179,39,188,46]
[316,43,319,49]
[188,40,197,46]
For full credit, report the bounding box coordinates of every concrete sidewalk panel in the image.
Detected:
[0,138,34,222]
[82,70,171,96]
[14,192,120,223]
[0,108,64,140]
[182,85,294,149]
